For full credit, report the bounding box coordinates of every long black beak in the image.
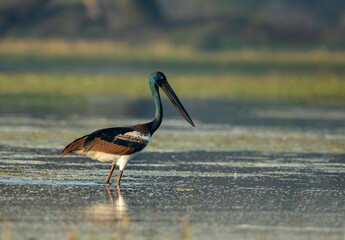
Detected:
[161,82,195,127]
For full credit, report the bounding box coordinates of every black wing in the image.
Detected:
[82,127,149,155]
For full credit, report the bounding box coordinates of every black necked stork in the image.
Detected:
[61,72,194,184]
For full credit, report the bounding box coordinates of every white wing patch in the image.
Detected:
[125,131,151,141]
[119,131,151,143]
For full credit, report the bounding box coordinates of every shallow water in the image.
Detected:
[1,98,345,240]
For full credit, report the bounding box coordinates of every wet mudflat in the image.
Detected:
[1,99,345,240]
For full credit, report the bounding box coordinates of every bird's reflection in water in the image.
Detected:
[83,185,130,239]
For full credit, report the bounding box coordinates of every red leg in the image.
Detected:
[116,170,124,185]
[105,162,116,183]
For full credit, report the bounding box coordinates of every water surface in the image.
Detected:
[1,98,345,240]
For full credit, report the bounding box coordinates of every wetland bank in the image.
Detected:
[1,40,345,240]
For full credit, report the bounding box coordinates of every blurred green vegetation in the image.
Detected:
[1,0,344,48]
[1,1,344,105]
[2,73,345,102]
[1,40,345,103]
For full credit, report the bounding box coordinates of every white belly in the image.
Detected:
[75,150,138,170]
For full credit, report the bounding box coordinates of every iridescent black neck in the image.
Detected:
[148,83,162,135]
